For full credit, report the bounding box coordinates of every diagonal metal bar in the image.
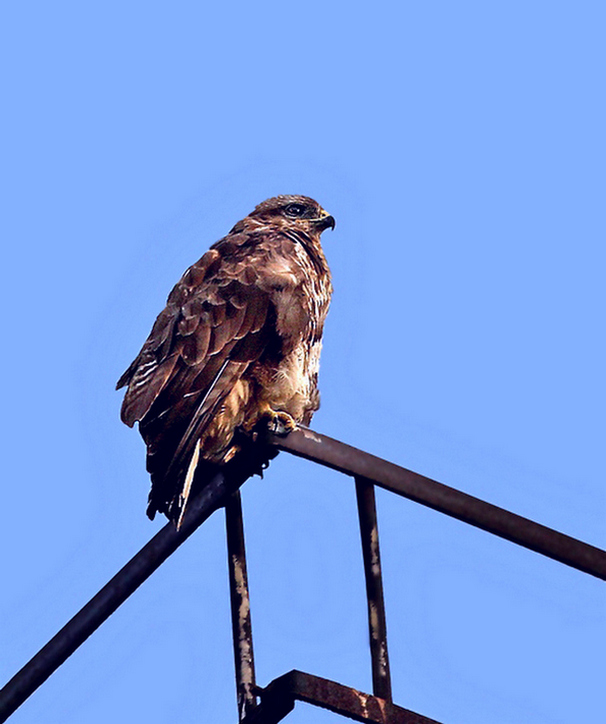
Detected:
[225,489,258,722]
[269,428,606,580]
[243,670,444,724]
[0,471,235,723]
[355,477,392,702]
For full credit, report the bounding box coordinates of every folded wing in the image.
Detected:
[117,242,274,522]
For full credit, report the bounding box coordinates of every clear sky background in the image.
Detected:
[1,2,604,723]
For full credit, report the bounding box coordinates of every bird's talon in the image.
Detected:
[268,410,296,436]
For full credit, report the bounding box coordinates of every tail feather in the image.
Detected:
[143,358,249,524]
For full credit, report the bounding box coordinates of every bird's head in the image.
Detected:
[248,195,336,234]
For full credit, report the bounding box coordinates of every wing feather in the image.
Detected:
[118,232,279,521]
[119,353,180,428]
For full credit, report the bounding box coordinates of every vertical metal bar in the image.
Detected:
[355,476,392,702]
[225,489,257,721]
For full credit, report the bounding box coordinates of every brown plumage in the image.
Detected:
[117,195,334,526]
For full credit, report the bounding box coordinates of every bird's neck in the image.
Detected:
[285,228,331,281]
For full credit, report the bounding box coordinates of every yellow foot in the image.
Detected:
[243,405,296,436]
[266,409,297,436]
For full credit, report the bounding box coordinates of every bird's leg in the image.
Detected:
[243,403,296,436]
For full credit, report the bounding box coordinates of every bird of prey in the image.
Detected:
[117,195,334,527]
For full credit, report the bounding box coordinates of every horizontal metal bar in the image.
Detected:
[244,670,443,724]
[0,471,233,723]
[269,428,606,580]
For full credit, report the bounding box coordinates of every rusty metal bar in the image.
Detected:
[269,428,606,580]
[0,471,233,723]
[243,670,444,724]
[225,489,258,721]
[355,477,392,702]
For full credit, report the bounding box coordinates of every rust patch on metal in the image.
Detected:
[244,670,444,724]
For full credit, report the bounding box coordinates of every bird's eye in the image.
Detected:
[284,203,307,218]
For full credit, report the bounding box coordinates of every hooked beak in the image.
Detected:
[312,209,336,232]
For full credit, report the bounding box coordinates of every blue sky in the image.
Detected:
[1,2,604,723]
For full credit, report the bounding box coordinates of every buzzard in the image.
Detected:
[117,195,334,526]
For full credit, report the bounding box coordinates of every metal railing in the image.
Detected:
[272,429,605,579]
[1,427,604,723]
